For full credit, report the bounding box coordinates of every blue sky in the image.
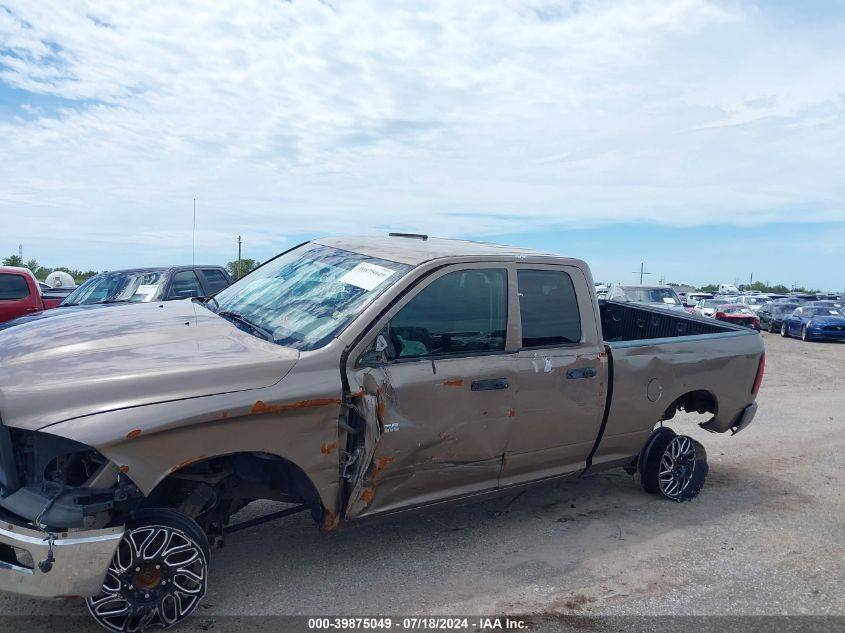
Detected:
[1,1,844,290]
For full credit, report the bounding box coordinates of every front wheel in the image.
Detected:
[86,508,209,632]
[802,326,812,342]
[781,322,789,337]
[768,320,777,333]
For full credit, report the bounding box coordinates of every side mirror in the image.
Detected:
[715,312,726,318]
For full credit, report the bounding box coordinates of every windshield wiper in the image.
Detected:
[217,310,274,342]
[100,299,131,304]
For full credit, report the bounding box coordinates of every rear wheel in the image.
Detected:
[86,508,209,632]
[640,429,708,502]
[781,322,789,337]
[768,320,777,333]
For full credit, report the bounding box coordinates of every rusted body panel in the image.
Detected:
[43,342,346,517]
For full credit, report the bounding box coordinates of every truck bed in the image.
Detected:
[599,300,734,342]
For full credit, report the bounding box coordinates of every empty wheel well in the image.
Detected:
[661,390,717,422]
[141,452,324,532]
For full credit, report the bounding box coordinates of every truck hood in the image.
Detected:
[0,300,299,431]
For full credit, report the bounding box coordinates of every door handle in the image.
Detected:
[471,378,509,391]
[567,367,597,379]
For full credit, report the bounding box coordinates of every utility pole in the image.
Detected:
[750,272,753,287]
[631,263,652,284]
[236,235,242,280]
[18,244,22,261]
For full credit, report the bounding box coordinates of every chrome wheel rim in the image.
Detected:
[658,436,697,500]
[86,524,207,632]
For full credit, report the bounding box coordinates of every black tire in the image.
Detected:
[640,430,708,502]
[768,320,777,333]
[781,322,789,337]
[802,326,812,342]
[86,508,209,632]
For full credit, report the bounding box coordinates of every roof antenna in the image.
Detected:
[192,197,197,269]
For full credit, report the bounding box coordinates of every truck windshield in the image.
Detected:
[210,243,411,350]
[61,271,165,305]
[618,286,680,305]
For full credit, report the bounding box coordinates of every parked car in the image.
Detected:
[781,306,845,341]
[685,292,713,307]
[693,298,724,318]
[606,283,686,311]
[718,283,740,294]
[757,302,799,333]
[805,300,843,310]
[766,293,788,301]
[738,295,771,312]
[0,265,232,330]
[0,266,63,324]
[713,304,760,330]
[787,293,817,303]
[0,235,765,630]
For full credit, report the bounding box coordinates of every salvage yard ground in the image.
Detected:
[2,333,843,630]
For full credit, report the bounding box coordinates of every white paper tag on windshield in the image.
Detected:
[340,263,396,291]
[136,284,159,302]
[662,297,676,304]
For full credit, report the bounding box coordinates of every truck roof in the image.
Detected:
[0,266,36,278]
[314,234,567,266]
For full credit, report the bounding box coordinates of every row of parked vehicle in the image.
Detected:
[687,292,844,341]
[0,264,233,327]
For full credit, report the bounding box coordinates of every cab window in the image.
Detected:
[390,268,507,358]
[0,273,30,300]
[517,269,581,347]
[168,270,205,299]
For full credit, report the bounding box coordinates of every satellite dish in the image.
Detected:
[44,271,75,288]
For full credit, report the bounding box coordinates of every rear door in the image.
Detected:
[0,272,38,323]
[500,265,608,487]
[345,264,518,518]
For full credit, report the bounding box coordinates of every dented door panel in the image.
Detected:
[345,355,518,518]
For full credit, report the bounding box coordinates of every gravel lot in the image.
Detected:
[2,331,843,630]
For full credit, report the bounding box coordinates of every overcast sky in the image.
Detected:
[1,1,843,290]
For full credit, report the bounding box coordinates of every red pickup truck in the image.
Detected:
[0,266,63,324]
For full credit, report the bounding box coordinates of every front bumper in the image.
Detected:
[0,512,122,598]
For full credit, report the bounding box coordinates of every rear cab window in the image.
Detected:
[201,269,231,294]
[517,269,581,347]
[0,274,31,300]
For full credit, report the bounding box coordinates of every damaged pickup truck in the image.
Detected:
[0,234,765,630]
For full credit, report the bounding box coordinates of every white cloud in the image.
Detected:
[0,0,843,267]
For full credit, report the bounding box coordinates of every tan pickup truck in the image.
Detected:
[0,235,764,630]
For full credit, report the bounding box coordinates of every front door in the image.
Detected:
[345,265,518,518]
